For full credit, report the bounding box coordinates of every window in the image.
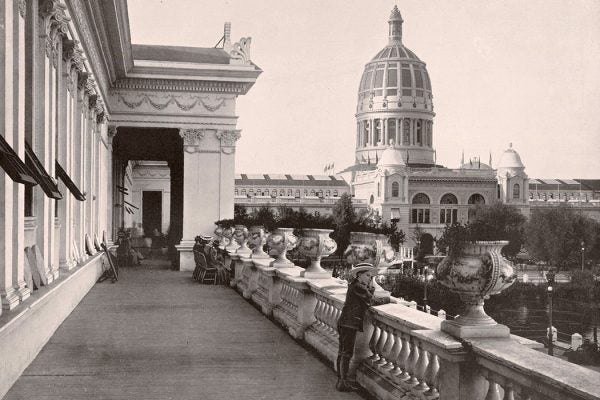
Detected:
[271,189,277,197]
[416,120,422,145]
[325,190,330,197]
[333,190,338,196]
[280,189,285,196]
[234,189,238,195]
[412,193,430,204]
[402,119,410,145]
[440,193,458,204]
[295,190,300,198]
[468,194,485,205]
[370,195,374,204]
[288,189,292,196]
[440,209,458,224]
[375,120,382,143]
[241,189,246,196]
[513,183,520,199]
[388,120,396,145]
[377,182,381,197]
[374,67,384,88]
[310,190,315,196]
[392,182,399,197]
[411,208,430,224]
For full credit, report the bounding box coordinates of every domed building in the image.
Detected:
[346,6,525,253]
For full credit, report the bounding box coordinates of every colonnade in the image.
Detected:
[0,0,110,313]
[357,117,433,148]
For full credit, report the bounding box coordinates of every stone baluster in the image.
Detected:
[374,322,388,367]
[484,378,502,400]
[367,323,381,366]
[387,329,403,378]
[414,345,430,391]
[395,332,412,381]
[406,337,420,385]
[314,297,325,330]
[379,325,396,372]
[502,383,515,400]
[424,353,440,396]
[324,299,335,334]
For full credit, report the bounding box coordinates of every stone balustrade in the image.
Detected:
[216,237,600,400]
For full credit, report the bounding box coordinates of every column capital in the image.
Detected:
[18,0,27,18]
[216,129,241,154]
[40,0,69,67]
[179,128,205,153]
[63,39,85,74]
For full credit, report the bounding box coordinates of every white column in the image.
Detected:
[0,0,22,310]
[176,128,240,271]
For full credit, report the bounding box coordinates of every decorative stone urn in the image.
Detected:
[248,226,269,259]
[436,241,517,338]
[233,225,251,256]
[344,232,395,294]
[297,228,337,278]
[222,227,238,251]
[266,228,298,268]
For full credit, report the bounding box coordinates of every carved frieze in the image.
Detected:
[113,79,252,95]
[216,130,241,154]
[230,38,252,65]
[18,0,26,18]
[114,92,228,113]
[179,128,205,153]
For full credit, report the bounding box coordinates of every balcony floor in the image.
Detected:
[5,257,361,399]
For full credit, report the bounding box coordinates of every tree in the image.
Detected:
[389,219,406,252]
[331,193,357,256]
[525,206,600,271]
[468,203,526,259]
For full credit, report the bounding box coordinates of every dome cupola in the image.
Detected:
[498,143,525,170]
[378,142,406,169]
[354,7,435,168]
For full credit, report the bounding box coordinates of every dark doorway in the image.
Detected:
[143,191,162,236]
[420,233,434,256]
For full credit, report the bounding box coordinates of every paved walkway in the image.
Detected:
[6,258,362,400]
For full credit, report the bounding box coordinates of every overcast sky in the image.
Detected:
[128,0,600,179]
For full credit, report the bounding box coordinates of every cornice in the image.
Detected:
[112,78,254,94]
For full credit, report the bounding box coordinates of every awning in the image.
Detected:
[55,160,85,201]
[0,135,37,185]
[25,141,62,199]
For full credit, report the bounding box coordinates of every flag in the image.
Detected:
[461,150,464,165]
[489,151,492,167]
[406,150,410,164]
[434,149,437,164]
[331,162,335,172]
[323,164,327,173]
[375,152,379,164]
[478,158,481,168]
[367,153,371,165]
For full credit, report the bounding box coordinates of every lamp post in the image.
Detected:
[581,241,585,272]
[546,268,556,356]
[423,266,434,313]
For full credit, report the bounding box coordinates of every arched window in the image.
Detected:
[412,193,430,204]
[310,190,315,196]
[333,190,338,196]
[295,190,300,198]
[402,119,410,145]
[468,194,485,205]
[271,189,277,197]
[304,189,308,196]
[440,193,458,224]
[377,182,381,197]
[440,193,458,204]
[392,182,399,197]
[279,189,285,196]
[234,189,238,195]
[241,189,246,196]
[288,189,293,196]
[513,184,520,199]
[325,190,330,197]
[369,195,374,204]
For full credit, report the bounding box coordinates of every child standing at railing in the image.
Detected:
[336,263,393,392]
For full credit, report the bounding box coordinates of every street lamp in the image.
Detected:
[581,241,585,272]
[546,268,556,356]
[423,266,434,313]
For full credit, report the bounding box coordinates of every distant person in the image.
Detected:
[336,263,393,392]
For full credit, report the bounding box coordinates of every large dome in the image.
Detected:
[357,6,433,113]
[353,6,435,167]
[498,143,525,170]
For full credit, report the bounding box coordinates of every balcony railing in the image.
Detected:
[215,231,600,400]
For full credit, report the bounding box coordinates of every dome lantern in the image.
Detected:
[388,5,403,44]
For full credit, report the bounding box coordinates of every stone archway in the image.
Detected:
[420,233,434,256]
